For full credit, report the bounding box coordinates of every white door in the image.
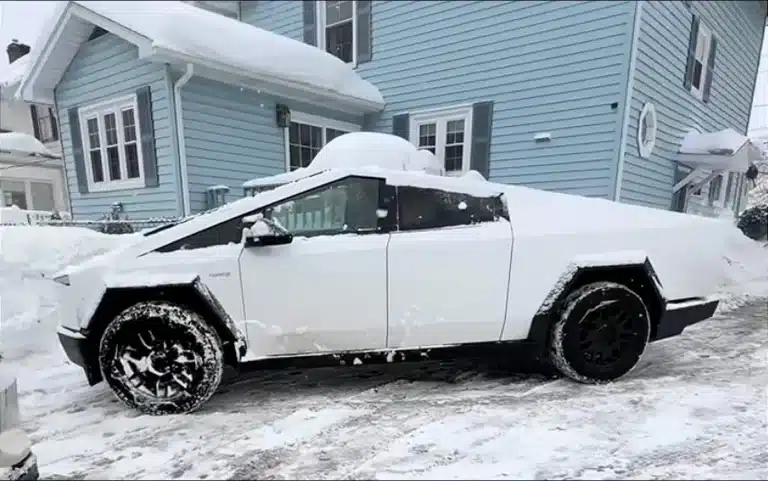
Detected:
[387,185,513,348]
[239,176,390,358]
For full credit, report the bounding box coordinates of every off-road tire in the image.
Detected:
[550,281,651,384]
[98,300,224,415]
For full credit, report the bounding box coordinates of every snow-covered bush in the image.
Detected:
[738,162,768,240]
[736,204,768,241]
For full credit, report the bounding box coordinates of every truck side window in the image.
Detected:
[397,186,506,232]
[264,176,381,236]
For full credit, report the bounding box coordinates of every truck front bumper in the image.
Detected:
[56,326,88,369]
[652,298,720,341]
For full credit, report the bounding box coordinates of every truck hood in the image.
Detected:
[53,238,143,279]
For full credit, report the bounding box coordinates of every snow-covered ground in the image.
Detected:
[0,223,766,479]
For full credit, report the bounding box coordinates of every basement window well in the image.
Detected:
[638,102,657,159]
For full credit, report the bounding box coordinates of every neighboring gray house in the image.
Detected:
[17,0,767,219]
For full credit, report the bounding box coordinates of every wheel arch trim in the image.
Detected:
[525,256,666,354]
[80,276,247,386]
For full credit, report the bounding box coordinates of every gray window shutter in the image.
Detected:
[30,105,41,140]
[470,101,494,179]
[356,0,373,64]
[136,86,159,188]
[49,107,59,141]
[683,15,699,89]
[68,107,89,194]
[303,1,317,46]
[392,114,409,140]
[702,36,717,103]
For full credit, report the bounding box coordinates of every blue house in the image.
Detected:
[18,0,767,220]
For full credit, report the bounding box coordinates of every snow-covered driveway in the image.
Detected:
[1,226,766,480]
[8,300,768,480]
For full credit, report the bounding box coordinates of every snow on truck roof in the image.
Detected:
[243,132,445,188]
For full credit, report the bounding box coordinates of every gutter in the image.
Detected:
[173,63,194,217]
[150,45,385,114]
[613,0,643,202]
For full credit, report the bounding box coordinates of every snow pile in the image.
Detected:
[0,226,139,362]
[244,133,444,189]
[717,220,768,312]
[56,1,383,106]
[0,132,57,157]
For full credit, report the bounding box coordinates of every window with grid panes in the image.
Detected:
[288,121,350,171]
[324,1,355,63]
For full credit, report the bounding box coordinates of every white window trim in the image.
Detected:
[637,102,657,159]
[408,104,474,176]
[690,21,712,101]
[283,111,361,172]
[316,0,358,67]
[78,94,145,193]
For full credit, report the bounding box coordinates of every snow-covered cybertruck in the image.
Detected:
[53,133,726,415]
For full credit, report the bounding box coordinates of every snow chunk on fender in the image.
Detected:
[103,272,200,289]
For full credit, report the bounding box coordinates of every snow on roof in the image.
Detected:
[244,133,443,188]
[0,56,31,90]
[70,1,383,107]
[0,132,58,157]
[680,129,754,155]
[679,129,763,171]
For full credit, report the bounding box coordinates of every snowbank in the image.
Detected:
[716,220,768,312]
[64,1,383,106]
[0,132,57,157]
[0,227,139,363]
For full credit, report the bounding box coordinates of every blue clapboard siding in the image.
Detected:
[180,76,363,213]
[245,0,636,199]
[180,77,285,213]
[55,33,179,219]
[240,0,303,38]
[620,0,765,209]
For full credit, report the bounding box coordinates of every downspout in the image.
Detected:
[613,0,643,202]
[174,63,194,217]
[53,88,74,216]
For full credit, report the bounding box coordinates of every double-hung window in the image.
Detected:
[79,95,144,191]
[409,105,473,176]
[285,112,360,171]
[317,0,357,64]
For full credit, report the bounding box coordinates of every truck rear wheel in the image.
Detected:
[98,300,224,415]
[549,281,651,383]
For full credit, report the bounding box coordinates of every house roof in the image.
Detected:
[19,1,385,113]
[0,56,32,99]
[0,132,59,158]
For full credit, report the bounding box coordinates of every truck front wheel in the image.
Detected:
[549,281,651,384]
[98,300,224,415]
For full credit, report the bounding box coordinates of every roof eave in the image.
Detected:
[151,45,385,115]
[19,2,153,105]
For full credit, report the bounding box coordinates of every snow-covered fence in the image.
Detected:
[0,207,71,226]
[0,212,179,234]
